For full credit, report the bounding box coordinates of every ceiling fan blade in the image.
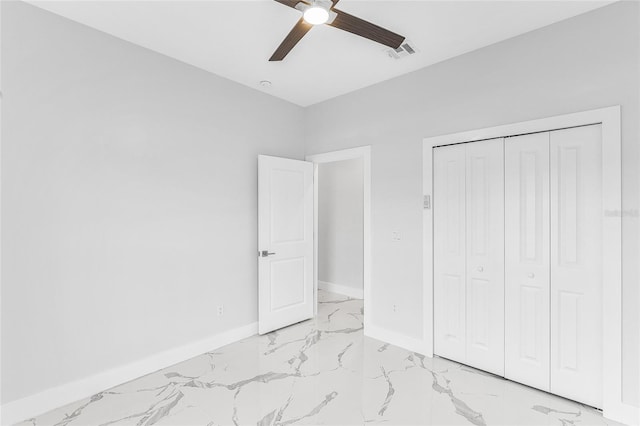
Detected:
[269,18,313,61]
[329,9,405,49]
[273,0,308,10]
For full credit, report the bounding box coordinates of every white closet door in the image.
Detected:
[465,139,505,376]
[505,132,551,391]
[550,125,603,408]
[434,143,467,363]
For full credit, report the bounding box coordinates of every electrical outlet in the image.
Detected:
[392,304,398,313]
[217,305,224,316]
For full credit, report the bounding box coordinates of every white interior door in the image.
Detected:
[505,132,551,392]
[465,139,505,376]
[550,125,603,408]
[258,155,314,335]
[434,143,467,363]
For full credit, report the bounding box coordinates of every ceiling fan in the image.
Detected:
[270,0,406,61]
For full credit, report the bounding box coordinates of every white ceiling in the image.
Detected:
[29,0,614,106]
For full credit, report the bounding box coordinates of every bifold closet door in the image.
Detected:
[465,139,505,376]
[550,125,603,408]
[434,139,504,371]
[434,143,467,363]
[504,132,551,392]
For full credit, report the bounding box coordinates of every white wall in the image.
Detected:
[1,1,304,405]
[304,1,640,406]
[318,158,363,295]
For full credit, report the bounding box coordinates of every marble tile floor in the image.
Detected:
[17,290,621,426]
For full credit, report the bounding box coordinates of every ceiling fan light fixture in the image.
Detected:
[303,6,330,25]
[270,0,406,62]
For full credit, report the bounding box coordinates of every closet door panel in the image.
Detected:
[550,125,602,408]
[465,138,505,376]
[505,132,550,391]
[434,144,467,363]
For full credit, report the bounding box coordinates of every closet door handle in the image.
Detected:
[528,273,535,279]
[477,266,484,272]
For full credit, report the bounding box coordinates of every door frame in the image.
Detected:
[423,106,631,424]
[305,146,371,326]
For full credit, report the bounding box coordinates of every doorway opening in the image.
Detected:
[306,147,371,327]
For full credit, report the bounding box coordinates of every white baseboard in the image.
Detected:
[365,324,430,356]
[318,280,363,299]
[605,400,640,425]
[1,322,258,425]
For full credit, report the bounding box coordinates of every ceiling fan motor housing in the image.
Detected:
[295,0,337,24]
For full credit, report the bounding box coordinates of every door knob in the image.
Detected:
[528,273,535,279]
[260,250,276,257]
[477,266,484,272]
